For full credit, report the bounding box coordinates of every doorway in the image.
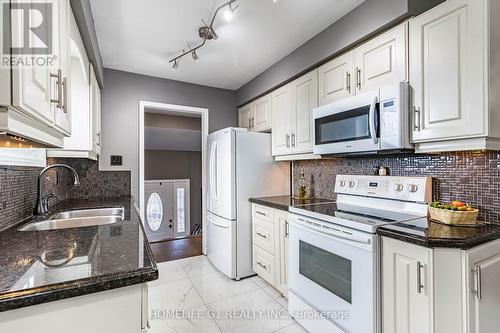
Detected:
[139,101,209,262]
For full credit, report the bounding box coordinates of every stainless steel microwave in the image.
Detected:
[313,82,412,155]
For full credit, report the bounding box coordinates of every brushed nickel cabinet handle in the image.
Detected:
[414,107,421,131]
[285,220,289,238]
[356,68,361,89]
[291,133,296,148]
[286,134,290,148]
[256,210,267,217]
[50,69,63,109]
[256,261,268,270]
[471,266,482,300]
[62,77,67,113]
[256,232,267,239]
[417,261,424,294]
[347,72,351,93]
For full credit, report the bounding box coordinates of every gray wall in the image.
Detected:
[145,150,202,233]
[70,0,104,87]
[236,0,444,105]
[100,68,237,201]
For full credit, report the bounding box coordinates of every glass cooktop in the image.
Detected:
[289,202,427,233]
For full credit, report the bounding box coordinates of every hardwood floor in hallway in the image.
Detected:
[150,235,203,263]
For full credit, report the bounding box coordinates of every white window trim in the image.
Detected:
[0,149,47,167]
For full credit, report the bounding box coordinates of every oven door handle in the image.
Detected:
[369,95,378,144]
[294,218,372,245]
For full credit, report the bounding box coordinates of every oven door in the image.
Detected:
[313,90,380,155]
[288,214,378,333]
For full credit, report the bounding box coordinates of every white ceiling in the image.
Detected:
[89,0,364,90]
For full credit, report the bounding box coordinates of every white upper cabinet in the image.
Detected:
[411,0,487,145]
[52,0,71,134]
[238,104,252,130]
[318,52,354,105]
[90,64,102,155]
[47,11,100,160]
[354,22,408,94]
[252,94,272,132]
[10,0,53,124]
[271,84,292,156]
[318,22,407,107]
[410,0,500,153]
[271,70,318,157]
[290,69,317,154]
[1,0,71,147]
[238,94,272,133]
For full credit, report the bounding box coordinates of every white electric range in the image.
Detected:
[288,175,432,333]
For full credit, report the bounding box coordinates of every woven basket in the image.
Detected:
[429,206,479,225]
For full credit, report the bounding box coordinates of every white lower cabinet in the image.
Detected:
[465,240,500,333]
[251,204,288,295]
[382,236,500,333]
[0,284,148,333]
[382,237,433,333]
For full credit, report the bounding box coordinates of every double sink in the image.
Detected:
[18,207,125,232]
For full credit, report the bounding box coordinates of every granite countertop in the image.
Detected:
[249,195,335,211]
[378,219,500,250]
[0,196,158,312]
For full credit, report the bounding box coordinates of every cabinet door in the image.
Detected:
[238,104,252,130]
[466,239,500,333]
[52,0,71,134]
[354,22,407,94]
[382,237,433,333]
[11,0,53,124]
[318,52,354,106]
[410,0,486,142]
[271,84,292,156]
[252,94,272,132]
[90,64,101,155]
[290,69,317,154]
[275,210,288,295]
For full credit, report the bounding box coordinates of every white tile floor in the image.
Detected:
[148,255,307,333]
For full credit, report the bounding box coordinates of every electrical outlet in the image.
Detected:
[110,155,122,166]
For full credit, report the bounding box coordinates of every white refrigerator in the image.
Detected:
[207,127,290,279]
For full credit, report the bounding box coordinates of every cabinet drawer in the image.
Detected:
[252,204,273,222]
[253,217,275,255]
[253,246,275,285]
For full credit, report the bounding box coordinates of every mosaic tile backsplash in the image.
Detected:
[0,158,131,231]
[292,151,500,223]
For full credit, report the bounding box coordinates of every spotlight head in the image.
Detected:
[192,50,199,62]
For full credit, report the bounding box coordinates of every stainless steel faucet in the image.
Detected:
[34,164,80,216]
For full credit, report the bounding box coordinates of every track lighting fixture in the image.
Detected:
[171,59,179,71]
[169,0,238,68]
[224,3,236,21]
[192,50,199,62]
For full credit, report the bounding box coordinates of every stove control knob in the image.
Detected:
[408,184,419,193]
[395,183,404,192]
[348,181,355,188]
[339,180,346,187]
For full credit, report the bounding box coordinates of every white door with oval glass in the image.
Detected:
[144,179,190,242]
